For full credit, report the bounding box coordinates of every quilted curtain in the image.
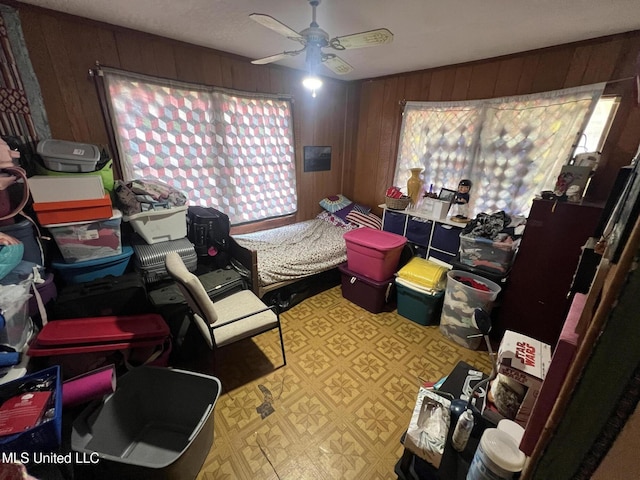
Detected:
[395,84,605,217]
[98,67,297,225]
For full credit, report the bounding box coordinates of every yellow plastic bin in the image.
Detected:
[439,270,501,349]
[397,256,448,291]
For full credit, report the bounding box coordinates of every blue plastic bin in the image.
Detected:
[51,245,133,284]
[0,365,62,453]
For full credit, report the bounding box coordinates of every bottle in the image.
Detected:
[451,408,474,452]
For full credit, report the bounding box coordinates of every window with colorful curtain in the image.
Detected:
[97,67,297,226]
[394,84,605,217]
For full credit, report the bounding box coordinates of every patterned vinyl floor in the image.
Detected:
[176,285,493,480]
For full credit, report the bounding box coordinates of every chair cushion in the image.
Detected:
[212,290,279,347]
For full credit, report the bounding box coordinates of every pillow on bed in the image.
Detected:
[319,194,351,213]
[352,204,371,215]
[346,211,383,230]
[333,202,355,221]
[334,202,371,222]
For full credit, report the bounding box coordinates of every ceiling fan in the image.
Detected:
[249,0,393,76]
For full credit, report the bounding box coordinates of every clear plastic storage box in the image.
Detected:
[37,139,101,173]
[45,209,122,263]
[458,234,518,274]
[124,205,188,244]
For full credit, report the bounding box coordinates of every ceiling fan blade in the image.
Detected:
[249,13,305,43]
[322,54,353,75]
[329,28,393,50]
[251,49,304,65]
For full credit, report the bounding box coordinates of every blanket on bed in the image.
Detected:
[233,217,357,287]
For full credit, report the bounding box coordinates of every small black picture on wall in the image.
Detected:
[304,146,331,172]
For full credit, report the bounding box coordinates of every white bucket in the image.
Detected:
[466,428,525,480]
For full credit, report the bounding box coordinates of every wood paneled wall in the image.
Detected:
[14,3,351,226]
[349,31,640,214]
[12,2,640,226]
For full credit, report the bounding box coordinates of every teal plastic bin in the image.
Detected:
[396,277,444,326]
[51,245,133,284]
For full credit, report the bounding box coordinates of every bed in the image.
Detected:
[229,211,359,298]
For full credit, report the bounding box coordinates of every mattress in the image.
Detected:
[233,216,357,287]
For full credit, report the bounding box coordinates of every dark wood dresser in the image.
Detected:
[495,199,603,347]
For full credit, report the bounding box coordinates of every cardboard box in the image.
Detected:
[403,387,451,468]
[418,197,451,219]
[33,194,113,225]
[497,330,552,427]
[27,175,105,203]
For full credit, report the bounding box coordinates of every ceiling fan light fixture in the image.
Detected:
[302,75,323,95]
[250,0,393,77]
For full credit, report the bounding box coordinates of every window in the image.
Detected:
[394,84,606,217]
[575,96,619,155]
[100,68,297,225]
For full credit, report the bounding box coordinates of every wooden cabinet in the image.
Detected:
[380,206,463,264]
[496,199,603,347]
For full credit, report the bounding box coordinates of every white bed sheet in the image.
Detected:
[233,216,357,287]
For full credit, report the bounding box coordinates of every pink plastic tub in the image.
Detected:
[343,228,407,281]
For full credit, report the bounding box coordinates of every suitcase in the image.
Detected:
[27,314,171,379]
[132,237,198,284]
[187,206,231,268]
[148,268,245,348]
[51,272,150,320]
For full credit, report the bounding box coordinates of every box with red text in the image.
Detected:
[496,330,551,427]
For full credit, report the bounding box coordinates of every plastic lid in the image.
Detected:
[395,276,444,296]
[498,419,525,445]
[397,257,447,290]
[34,313,169,346]
[338,262,394,287]
[343,228,406,250]
[480,428,526,473]
[123,204,188,221]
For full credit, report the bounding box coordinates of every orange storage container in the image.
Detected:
[33,194,112,225]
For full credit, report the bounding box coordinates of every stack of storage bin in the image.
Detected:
[395,257,448,325]
[35,139,114,192]
[113,180,196,284]
[29,140,134,284]
[340,229,407,313]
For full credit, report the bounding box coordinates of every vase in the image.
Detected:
[407,168,424,205]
